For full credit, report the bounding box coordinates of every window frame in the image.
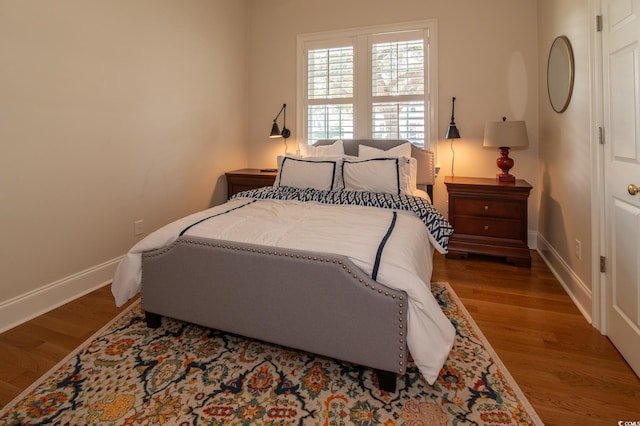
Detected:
[296,20,438,150]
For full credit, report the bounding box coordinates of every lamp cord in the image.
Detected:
[450,138,455,177]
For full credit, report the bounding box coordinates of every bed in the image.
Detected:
[111,139,455,392]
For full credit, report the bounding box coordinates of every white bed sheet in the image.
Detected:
[112,197,455,385]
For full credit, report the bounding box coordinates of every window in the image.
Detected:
[297,21,436,149]
[307,46,354,141]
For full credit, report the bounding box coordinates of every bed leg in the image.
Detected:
[145,311,161,328]
[375,369,397,393]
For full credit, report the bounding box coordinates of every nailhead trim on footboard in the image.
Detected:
[143,236,409,374]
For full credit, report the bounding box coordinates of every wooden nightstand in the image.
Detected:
[225,169,277,199]
[444,176,532,267]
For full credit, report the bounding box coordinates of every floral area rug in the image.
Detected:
[0,283,542,425]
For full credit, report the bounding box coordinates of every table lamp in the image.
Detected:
[483,117,529,183]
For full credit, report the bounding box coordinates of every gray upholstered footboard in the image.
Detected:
[141,236,409,391]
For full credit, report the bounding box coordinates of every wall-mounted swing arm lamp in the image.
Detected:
[445,97,461,176]
[445,97,461,140]
[261,103,292,172]
[269,103,291,154]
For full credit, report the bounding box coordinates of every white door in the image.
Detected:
[603,0,640,377]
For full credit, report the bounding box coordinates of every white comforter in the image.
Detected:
[112,196,455,385]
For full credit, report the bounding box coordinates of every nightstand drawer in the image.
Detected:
[454,217,523,240]
[454,198,521,219]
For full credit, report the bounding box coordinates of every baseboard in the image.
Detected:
[0,235,586,334]
[536,234,593,324]
[527,231,538,250]
[0,256,123,334]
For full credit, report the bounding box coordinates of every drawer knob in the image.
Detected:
[484,225,489,231]
[484,205,489,211]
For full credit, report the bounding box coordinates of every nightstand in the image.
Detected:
[225,169,277,199]
[444,176,532,267]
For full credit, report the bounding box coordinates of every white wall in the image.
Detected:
[246,0,539,235]
[0,0,249,328]
[537,0,595,321]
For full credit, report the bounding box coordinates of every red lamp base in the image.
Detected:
[496,147,516,183]
[496,173,516,183]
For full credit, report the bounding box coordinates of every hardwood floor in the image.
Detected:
[0,286,138,409]
[1,251,638,424]
[431,251,640,425]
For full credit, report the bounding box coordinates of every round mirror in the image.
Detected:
[547,35,575,113]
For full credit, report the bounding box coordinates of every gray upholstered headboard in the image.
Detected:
[314,139,436,193]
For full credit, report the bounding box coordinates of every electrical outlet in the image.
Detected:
[575,238,581,260]
[134,220,144,236]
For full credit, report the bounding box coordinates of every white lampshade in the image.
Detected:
[483,119,529,149]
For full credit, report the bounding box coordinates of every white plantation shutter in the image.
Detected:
[307,46,354,141]
[299,22,435,149]
[371,102,425,143]
[308,47,353,99]
[371,37,426,145]
[371,39,424,98]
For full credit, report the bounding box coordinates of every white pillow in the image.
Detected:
[342,158,402,194]
[298,140,344,157]
[342,156,416,195]
[406,157,418,193]
[359,144,417,194]
[358,143,411,159]
[276,156,338,191]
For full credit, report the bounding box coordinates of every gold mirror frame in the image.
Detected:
[547,35,575,113]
